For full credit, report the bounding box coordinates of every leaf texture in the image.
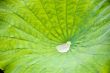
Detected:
[0,0,110,73]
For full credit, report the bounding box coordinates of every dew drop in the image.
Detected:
[56,41,71,53]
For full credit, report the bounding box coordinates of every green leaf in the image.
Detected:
[0,0,110,73]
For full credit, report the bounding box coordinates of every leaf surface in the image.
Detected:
[0,0,110,73]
